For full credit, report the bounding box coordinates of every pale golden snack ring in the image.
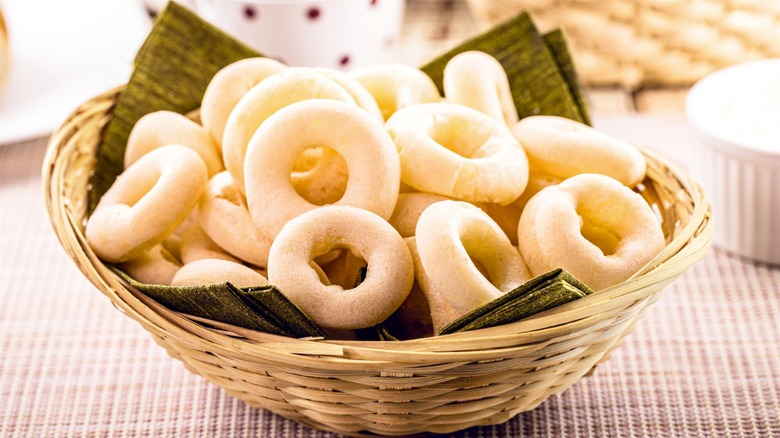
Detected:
[388,192,451,238]
[415,200,531,314]
[124,110,223,177]
[161,208,201,261]
[405,237,461,334]
[180,224,240,265]
[172,258,269,288]
[398,182,418,194]
[351,64,440,120]
[198,171,273,268]
[200,57,286,150]
[245,100,400,238]
[222,68,355,194]
[517,174,665,291]
[443,51,518,126]
[267,206,414,330]
[386,103,529,205]
[121,245,182,286]
[313,67,383,122]
[86,145,208,263]
[512,115,647,187]
[512,170,563,212]
[474,201,524,245]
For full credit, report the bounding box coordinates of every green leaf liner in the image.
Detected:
[542,29,591,125]
[438,269,594,335]
[87,3,594,340]
[420,12,584,124]
[113,268,325,338]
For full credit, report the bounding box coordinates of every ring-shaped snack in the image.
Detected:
[180,224,240,265]
[222,67,355,194]
[351,64,440,120]
[512,170,563,211]
[199,171,274,268]
[512,115,647,187]
[415,200,531,314]
[172,258,268,288]
[121,245,182,286]
[124,111,223,176]
[474,201,524,245]
[405,237,461,333]
[244,99,400,238]
[200,57,287,150]
[388,192,451,237]
[443,51,518,126]
[386,103,529,205]
[267,206,414,330]
[517,173,665,290]
[86,145,207,263]
[313,67,383,122]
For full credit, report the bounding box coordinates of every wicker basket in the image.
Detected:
[466,0,780,88]
[44,87,712,436]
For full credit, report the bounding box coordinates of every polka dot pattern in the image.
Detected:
[243,5,257,20]
[306,7,321,20]
[200,1,404,70]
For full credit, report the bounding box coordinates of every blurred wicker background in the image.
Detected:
[400,0,779,112]
[466,0,780,88]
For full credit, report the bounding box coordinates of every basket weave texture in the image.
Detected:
[44,88,712,436]
[467,0,780,88]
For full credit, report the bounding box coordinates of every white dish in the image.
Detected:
[0,0,151,145]
[686,58,780,265]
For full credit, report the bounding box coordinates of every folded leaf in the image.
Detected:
[438,269,594,335]
[542,29,591,125]
[114,268,325,338]
[420,12,584,124]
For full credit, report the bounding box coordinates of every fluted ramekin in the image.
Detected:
[686,59,780,265]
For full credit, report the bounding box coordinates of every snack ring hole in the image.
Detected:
[468,254,493,284]
[214,181,244,208]
[459,219,515,290]
[290,146,349,206]
[579,217,621,256]
[428,113,496,159]
[573,190,629,256]
[312,246,368,289]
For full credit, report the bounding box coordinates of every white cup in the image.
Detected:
[186,0,405,70]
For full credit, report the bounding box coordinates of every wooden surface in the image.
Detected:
[398,0,691,115]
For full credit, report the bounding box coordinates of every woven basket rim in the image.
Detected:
[44,86,713,361]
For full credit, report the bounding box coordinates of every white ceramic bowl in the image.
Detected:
[686,59,780,265]
[189,0,405,70]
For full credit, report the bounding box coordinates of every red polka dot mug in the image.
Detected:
[186,0,405,70]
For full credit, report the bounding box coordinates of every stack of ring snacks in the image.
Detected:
[85,51,666,338]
